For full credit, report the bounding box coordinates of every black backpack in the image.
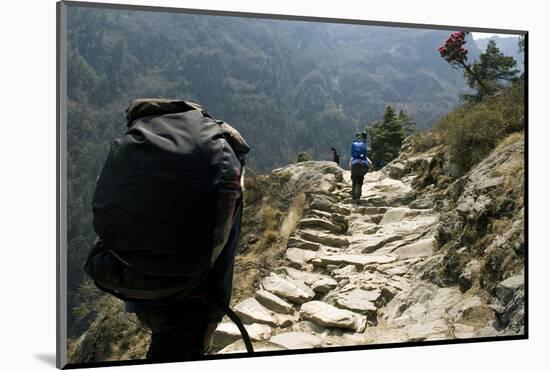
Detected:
[84,99,249,303]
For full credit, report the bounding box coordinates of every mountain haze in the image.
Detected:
[67,7,480,172]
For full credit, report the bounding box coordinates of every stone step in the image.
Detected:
[360,234,403,253]
[307,209,332,220]
[298,229,350,248]
[213,322,272,348]
[335,289,379,319]
[298,217,344,234]
[280,267,327,286]
[234,298,278,326]
[217,340,284,354]
[287,236,321,251]
[354,206,390,216]
[389,238,434,259]
[299,300,366,332]
[309,197,351,215]
[262,273,316,304]
[269,332,323,349]
[307,210,348,230]
[255,290,294,314]
[285,248,317,268]
[313,254,398,268]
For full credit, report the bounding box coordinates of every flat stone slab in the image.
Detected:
[234,298,277,326]
[282,267,324,286]
[311,277,339,294]
[335,289,380,315]
[313,254,398,268]
[298,229,350,248]
[285,248,317,266]
[269,332,322,349]
[310,197,351,215]
[287,237,321,251]
[379,208,409,225]
[361,234,403,253]
[214,322,272,347]
[299,218,343,233]
[332,264,358,276]
[255,290,294,314]
[391,238,434,259]
[217,340,284,354]
[308,209,332,220]
[262,273,316,304]
[383,265,409,276]
[300,301,366,332]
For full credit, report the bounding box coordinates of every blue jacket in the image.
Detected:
[351,140,369,166]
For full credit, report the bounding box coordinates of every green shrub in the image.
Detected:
[410,130,441,152]
[435,81,524,174]
[296,152,312,163]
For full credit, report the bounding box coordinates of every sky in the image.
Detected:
[471,32,519,39]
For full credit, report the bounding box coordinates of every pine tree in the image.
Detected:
[462,40,519,103]
[367,106,406,169]
[438,32,519,103]
[397,110,416,136]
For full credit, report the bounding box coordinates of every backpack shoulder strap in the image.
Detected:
[213,298,255,353]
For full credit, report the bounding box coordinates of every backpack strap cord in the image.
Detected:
[213,298,254,353]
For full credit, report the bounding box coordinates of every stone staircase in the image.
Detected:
[212,169,495,353]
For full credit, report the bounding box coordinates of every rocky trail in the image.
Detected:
[68,136,524,363]
[212,166,503,353]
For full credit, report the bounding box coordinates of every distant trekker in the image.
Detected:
[350,132,371,204]
[331,147,340,166]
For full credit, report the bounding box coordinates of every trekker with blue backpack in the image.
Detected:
[350,132,372,204]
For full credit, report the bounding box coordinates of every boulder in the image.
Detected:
[234,298,278,326]
[458,259,482,292]
[269,332,322,349]
[300,300,366,332]
[255,290,294,314]
[387,162,407,179]
[262,273,316,304]
[496,274,524,304]
[271,161,343,194]
[456,195,475,215]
